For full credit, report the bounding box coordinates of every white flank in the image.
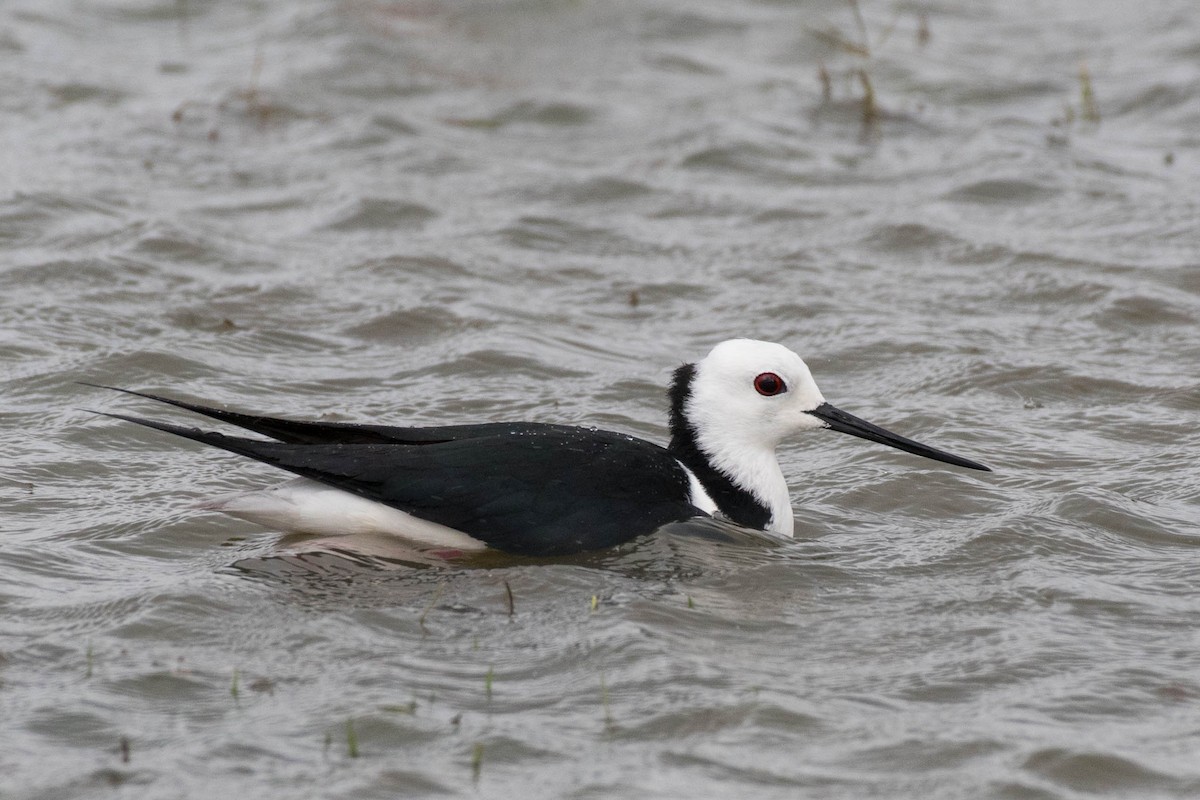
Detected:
[681,464,719,516]
[200,478,489,551]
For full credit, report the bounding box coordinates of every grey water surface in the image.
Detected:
[3,0,1200,797]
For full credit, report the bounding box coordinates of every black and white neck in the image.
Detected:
[669,362,779,531]
[666,340,833,536]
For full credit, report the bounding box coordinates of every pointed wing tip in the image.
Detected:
[77,382,171,402]
[83,408,215,439]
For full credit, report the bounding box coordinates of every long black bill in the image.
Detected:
[807,402,991,472]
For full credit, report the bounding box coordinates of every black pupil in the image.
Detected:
[756,373,783,395]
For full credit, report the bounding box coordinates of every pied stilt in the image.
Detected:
[87,339,989,556]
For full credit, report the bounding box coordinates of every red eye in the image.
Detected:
[754,372,787,396]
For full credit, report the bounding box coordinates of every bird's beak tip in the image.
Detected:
[808,402,991,473]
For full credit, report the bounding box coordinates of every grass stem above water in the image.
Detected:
[600,673,613,729]
[1079,62,1101,123]
[471,742,484,783]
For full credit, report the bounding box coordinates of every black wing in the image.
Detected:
[81,384,570,446]
[97,412,703,556]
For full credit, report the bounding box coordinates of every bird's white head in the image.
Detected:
[688,339,828,450]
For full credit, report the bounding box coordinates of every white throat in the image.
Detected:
[691,423,795,536]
